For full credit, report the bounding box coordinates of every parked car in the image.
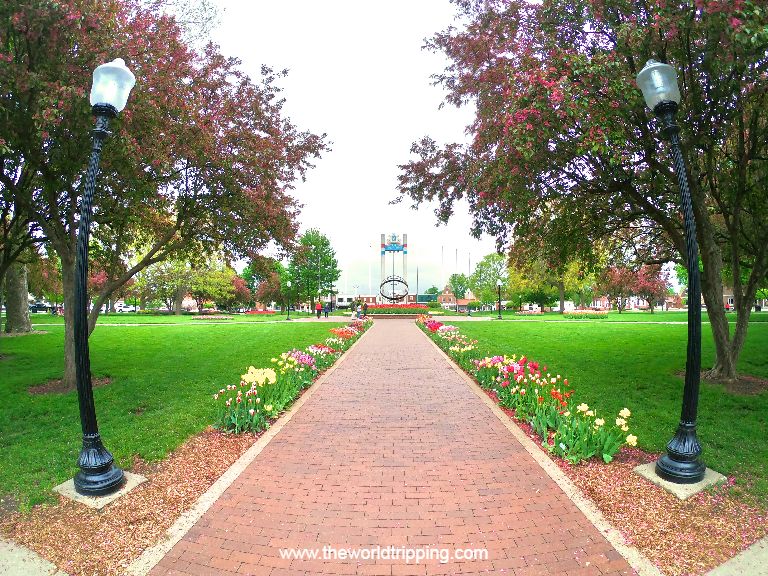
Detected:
[29,302,49,313]
[115,303,136,312]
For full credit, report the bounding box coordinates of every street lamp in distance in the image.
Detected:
[497,280,503,320]
[286,280,292,321]
[73,58,136,496]
[637,59,705,484]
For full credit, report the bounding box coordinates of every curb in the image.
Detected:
[126,325,373,576]
[416,324,664,576]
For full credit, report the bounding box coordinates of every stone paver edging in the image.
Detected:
[126,327,372,576]
[417,326,664,576]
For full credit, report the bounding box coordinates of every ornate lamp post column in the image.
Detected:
[497,280,503,320]
[637,59,705,484]
[286,280,292,321]
[74,58,136,496]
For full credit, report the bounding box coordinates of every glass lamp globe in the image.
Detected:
[287,280,291,288]
[497,280,503,287]
[636,59,681,110]
[89,58,136,112]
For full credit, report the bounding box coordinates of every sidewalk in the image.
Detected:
[146,319,637,576]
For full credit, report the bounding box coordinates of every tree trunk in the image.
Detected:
[4,263,32,333]
[0,272,5,333]
[558,280,565,314]
[174,286,185,315]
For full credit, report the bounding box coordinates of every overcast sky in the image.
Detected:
[210,0,498,295]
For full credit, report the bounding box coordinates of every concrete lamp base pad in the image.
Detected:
[634,463,726,500]
[54,471,147,509]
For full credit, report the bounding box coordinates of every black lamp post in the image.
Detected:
[497,280,503,320]
[74,58,136,496]
[286,280,292,320]
[638,59,705,484]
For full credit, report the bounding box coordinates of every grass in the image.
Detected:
[461,309,768,322]
[25,310,351,325]
[455,320,768,506]
[0,321,344,509]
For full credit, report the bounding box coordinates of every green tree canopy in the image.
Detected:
[287,229,340,308]
[396,0,768,379]
[469,253,508,304]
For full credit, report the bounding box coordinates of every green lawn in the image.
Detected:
[456,320,768,505]
[0,321,343,509]
[458,309,768,322]
[24,309,351,325]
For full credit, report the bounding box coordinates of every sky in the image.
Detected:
[209,0,498,295]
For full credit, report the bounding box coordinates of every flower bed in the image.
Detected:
[416,314,636,464]
[245,309,276,314]
[515,310,544,316]
[367,303,428,314]
[213,317,372,433]
[563,310,608,319]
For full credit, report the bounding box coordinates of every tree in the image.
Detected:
[598,267,636,313]
[425,286,439,295]
[396,0,768,380]
[143,260,192,312]
[469,253,508,305]
[218,275,251,312]
[634,265,671,313]
[189,264,235,313]
[287,229,340,309]
[27,254,64,309]
[1,0,327,386]
[448,273,469,300]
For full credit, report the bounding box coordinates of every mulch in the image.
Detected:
[487,389,768,576]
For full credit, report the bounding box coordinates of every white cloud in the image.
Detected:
[212,0,498,293]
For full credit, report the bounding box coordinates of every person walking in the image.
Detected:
[323,302,329,318]
[315,301,322,319]
[362,301,368,316]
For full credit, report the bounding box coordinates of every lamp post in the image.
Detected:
[74,58,135,496]
[637,59,705,484]
[497,280,503,320]
[286,280,292,321]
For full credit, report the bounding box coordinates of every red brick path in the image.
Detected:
[150,320,634,575]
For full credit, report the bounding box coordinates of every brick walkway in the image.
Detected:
[150,320,634,576]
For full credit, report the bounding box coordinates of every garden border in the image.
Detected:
[126,325,374,576]
[415,324,664,576]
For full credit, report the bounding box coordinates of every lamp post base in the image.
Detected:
[655,455,706,484]
[655,422,706,484]
[74,435,125,496]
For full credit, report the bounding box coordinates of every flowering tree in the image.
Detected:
[598,267,636,313]
[634,264,671,313]
[396,0,768,380]
[1,0,327,386]
[27,254,64,309]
